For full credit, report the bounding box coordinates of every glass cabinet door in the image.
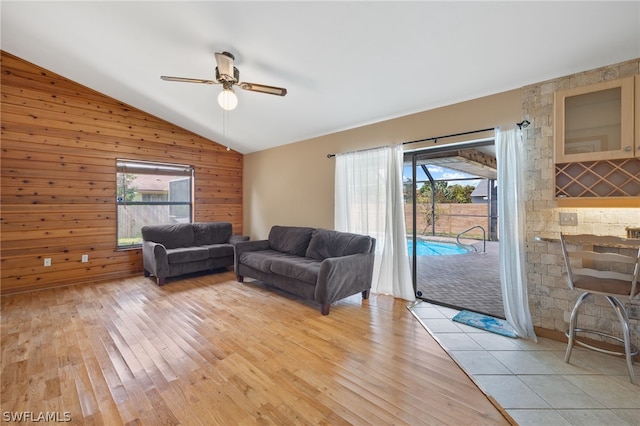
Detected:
[554,76,634,163]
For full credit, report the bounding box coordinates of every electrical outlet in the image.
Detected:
[628,304,639,320]
[559,212,578,226]
[44,258,51,267]
[81,254,89,263]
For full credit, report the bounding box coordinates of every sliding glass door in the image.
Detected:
[403,140,504,318]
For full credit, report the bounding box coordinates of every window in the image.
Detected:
[116,160,194,249]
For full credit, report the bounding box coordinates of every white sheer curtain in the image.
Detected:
[496,127,537,341]
[335,145,415,301]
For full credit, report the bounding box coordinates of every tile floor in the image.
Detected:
[409,301,640,426]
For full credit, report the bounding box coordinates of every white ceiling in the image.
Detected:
[2,1,639,154]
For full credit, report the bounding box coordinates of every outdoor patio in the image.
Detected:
[412,239,504,318]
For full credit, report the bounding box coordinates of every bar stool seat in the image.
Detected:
[560,233,640,385]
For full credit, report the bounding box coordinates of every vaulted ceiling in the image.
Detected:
[2,1,639,154]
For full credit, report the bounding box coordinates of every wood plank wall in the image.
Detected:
[1,51,243,294]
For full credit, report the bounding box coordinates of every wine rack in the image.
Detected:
[555,158,640,198]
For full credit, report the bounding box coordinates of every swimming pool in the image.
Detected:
[407,239,471,256]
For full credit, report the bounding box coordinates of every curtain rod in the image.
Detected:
[326,120,529,158]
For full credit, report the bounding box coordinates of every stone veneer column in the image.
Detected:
[520,58,640,342]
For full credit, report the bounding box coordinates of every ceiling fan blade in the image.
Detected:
[215,52,235,80]
[160,75,219,84]
[238,82,287,96]
[160,76,217,84]
[160,75,220,84]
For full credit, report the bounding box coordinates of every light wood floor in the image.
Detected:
[1,271,511,425]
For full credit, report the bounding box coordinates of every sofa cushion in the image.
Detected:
[166,247,210,264]
[239,250,287,273]
[193,222,232,246]
[268,226,315,257]
[306,228,373,260]
[269,256,321,285]
[141,223,195,249]
[203,244,234,258]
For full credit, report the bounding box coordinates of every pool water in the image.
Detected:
[407,239,471,256]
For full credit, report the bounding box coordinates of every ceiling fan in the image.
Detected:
[161,51,287,110]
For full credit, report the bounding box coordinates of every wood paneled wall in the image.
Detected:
[1,51,243,294]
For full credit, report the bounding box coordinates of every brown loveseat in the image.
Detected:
[235,225,376,315]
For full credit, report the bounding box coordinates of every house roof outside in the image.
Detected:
[471,180,490,198]
[130,175,174,194]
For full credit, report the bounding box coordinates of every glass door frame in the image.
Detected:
[404,138,497,298]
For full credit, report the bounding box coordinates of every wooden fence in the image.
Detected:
[405,203,493,240]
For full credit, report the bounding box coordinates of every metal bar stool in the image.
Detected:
[560,233,640,385]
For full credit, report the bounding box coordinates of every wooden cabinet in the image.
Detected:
[554,76,635,163]
[553,75,640,206]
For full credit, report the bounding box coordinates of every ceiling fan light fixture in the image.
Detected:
[162,51,286,112]
[218,88,238,110]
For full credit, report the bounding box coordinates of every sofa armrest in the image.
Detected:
[315,252,375,305]
[234,239,270,273]
[229,235,250,244]
[142,240,170,278]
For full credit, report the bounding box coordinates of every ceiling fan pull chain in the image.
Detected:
[222,108,231,151]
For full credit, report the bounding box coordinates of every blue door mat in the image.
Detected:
[452,310,519,338]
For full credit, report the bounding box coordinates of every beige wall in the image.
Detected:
[243,89,521,239]
[245,59,640,341]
